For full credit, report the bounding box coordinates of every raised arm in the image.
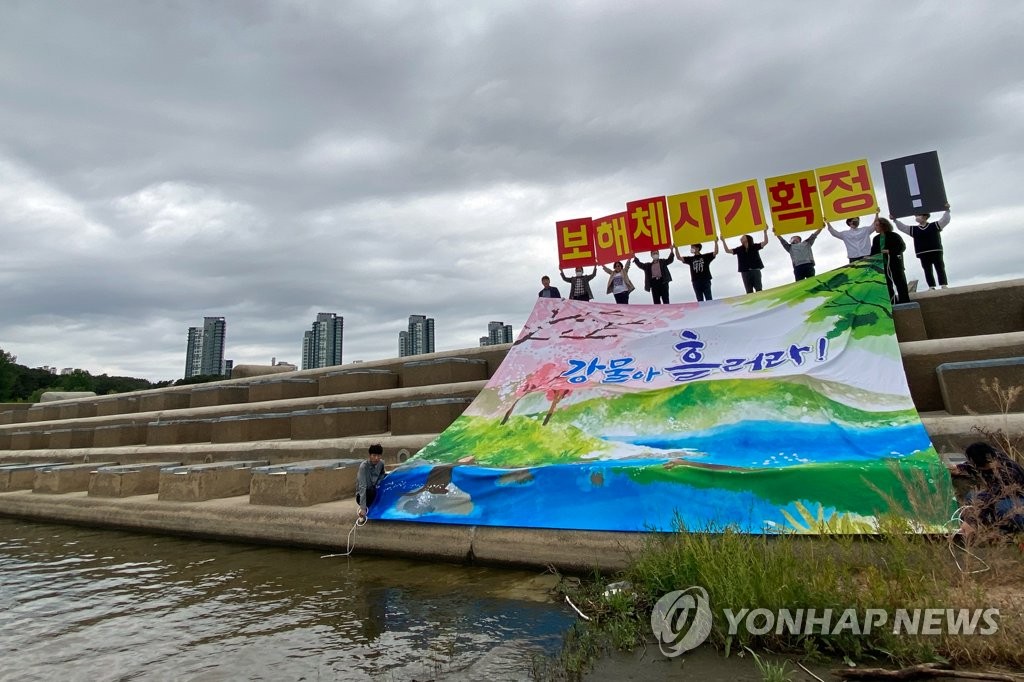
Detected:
[601,264,614,275]
[673,245,683,260]
[891,214,912,235]
[559,270,571,283]
[757,229,769,248]
[719,236,734,254]
[712,239,719,256]
[937,204,951,230]
[826,221,842,238]
[775,233,791,252]
[587,266,598,280]
[807,226,824,244]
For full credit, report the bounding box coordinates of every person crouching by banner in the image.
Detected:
[776,225,824,282]
[870,217,910,305]
[632,250,675,304]
[675,242,718,302]
[892,203,951,290]
[602,261,635,304]
[357,444,387,519]
[720,230,768,294]
[953,442,1024,537]
[560,266,597,301]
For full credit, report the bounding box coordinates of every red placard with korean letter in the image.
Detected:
[713,179,766,239]
[668,189,717,245]
[593,211,632,265]
[555,217,596,269]
[765,170,824,236]
[815,159,878,222]
[626,196,672,253]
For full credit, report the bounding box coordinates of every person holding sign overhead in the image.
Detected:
[891,204,951,290]
[776,225,824,282]
[720,230,769,294]
[632,250,675,304]
[674,242,718,302]
[601,261,636,304]
[560,266,597,302]
[826,211,876,262]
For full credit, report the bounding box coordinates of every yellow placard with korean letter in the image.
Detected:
[815,159,877,222]
[713,179,766,239]
[765,170,824,236]
[667,189,717,245]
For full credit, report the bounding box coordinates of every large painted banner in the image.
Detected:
[373,258,955,533]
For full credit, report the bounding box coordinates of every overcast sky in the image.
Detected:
[2,1,1022,381]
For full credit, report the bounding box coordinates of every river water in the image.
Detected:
[0,518,573,681]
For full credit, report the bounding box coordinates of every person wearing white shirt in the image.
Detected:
[826,210,877,262]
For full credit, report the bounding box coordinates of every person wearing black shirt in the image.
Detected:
[869,217,910,305]
[675,241,718,302]
[720,230,768,294]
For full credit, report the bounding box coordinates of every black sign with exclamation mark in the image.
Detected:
[880,151,948,218]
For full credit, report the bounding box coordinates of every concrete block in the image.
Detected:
[67,401,98,419]
[937,357,1024,415]
[93,423,147,448]
[913,279,1024,340]
[34,462,118,494]
[249,459,362,506]
[892,302,928,342]
[248,378,319,402]
[900,332,1024,412]
[0,462,69,491]
[290,406,389,440]
[10,430,47,450]
[318,369,399,396]
[57,403,80,420]
[190,385,249,408]
[390,397,473,435]
[0,430,10,450]
[25,406,49,422]
[401,358,488,388]
[211,413,291,444]
[157,460,269,502]
[0,404,32,425]
[95,396,130,417]
[40,391,97,402]
[89,462,182,498]
[146,418,215,445]
[138,391,193,412]
[45,428,94,449]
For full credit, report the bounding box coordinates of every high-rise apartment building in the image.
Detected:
[184,316,227,378]
[479,321,514,347]
[398,314,435,357]
[301,312,344,370]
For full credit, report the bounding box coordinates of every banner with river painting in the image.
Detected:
[373,257,955,533]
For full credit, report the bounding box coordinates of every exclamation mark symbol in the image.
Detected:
[905,163,923,209]
[816,337,828,362]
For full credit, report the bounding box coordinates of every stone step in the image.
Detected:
[0,462,70,491]
[158,460,269,502]
[911,278,1024,340]
[89,462,183,498]
[937,357,1024,415]
[34,461,118,494]
[249,459,362,507]
[920,411,1024,454]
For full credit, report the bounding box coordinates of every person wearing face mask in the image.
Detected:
[826,210,877,263]
[673,241,719,302]
[720,230,769,294]
[892,203,951,290]
[632,249,675,304]
[775,224,824,282]
[559,265,598,301]
[601,260,636,304]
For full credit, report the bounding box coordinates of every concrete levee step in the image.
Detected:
[34,461,118,494]
[211,413,292,443]
[402,357,488,388]
[893,302,927,342]
[247,377,319,402]
[0,404,33,425]
[900,331,1024,412]
[89,462,183,498]
[921,411,1024,454]
[318,369,399,396]
[158,460,269,502]
[0,433,437,469]
[390,397,474,435]
[911,278,1024,340]
[290,405,389,440]
[937,357,1024,415]
[249,459,363,507]
[0,462,70,491]
[189,384,249,408]
[147,418,214,446]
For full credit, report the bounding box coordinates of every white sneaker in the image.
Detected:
[941,285,948,289]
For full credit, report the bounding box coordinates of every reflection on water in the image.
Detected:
[0,518,572,681]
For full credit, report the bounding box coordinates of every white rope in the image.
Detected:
[320,516,368,558]
[947,505,991,574]
[565,595,591,621]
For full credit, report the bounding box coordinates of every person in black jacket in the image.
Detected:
[870,217,910,305]
[632,250,675,304]
[720,230,769,294]
[891,203,951,290]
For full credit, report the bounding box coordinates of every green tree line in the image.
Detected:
[0,348,222,402]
